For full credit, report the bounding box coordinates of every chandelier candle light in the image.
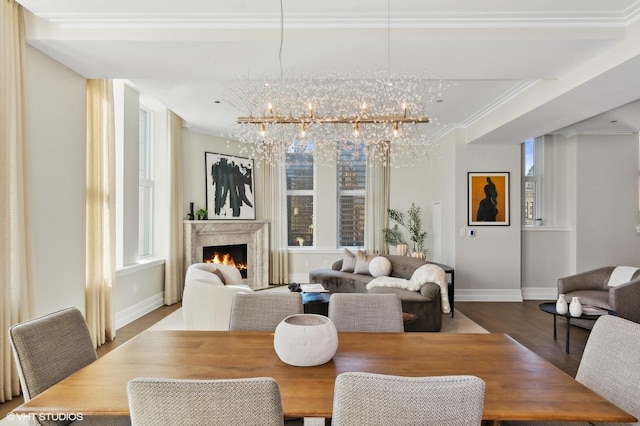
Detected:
[231,72,445,167]
[227,0,448,167]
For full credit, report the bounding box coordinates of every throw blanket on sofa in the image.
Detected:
[366,264,451,314]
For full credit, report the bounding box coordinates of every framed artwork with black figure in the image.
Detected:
[468,172,509,226]
[205,152,256,220]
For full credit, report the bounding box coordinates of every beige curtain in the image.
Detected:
[164,110,184,304]
[258,162,289,284]
[1,0,33,402]
[365,148,390,255]
[85,79,116,348]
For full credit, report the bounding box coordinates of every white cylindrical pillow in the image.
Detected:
[369,256,392,277]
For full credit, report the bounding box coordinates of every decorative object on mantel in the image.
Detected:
[226,0,448,168]
[535,218,543,226]
[273,314,338,367]
[187,202,195,220]
[556,294,568,315]
[569,297,583,317]
[205,152,256,220]
[382,203,428,257]
[196,208,208,220]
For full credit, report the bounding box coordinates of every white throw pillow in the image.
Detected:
[607,266,640,287]
[340,248,356,272]
[369,256,392,277]
[354,250,376,275]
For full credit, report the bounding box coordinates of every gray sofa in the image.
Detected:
[308,255,449,332]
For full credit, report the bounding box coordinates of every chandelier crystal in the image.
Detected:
[228,71,447,167]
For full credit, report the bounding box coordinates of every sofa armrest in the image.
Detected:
[610,277,640,323]
[419,282,441,300]
[558,267,614,294]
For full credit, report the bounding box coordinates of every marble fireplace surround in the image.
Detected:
[184,220,269,290]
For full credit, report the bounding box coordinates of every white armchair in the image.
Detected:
[182,263,253,330]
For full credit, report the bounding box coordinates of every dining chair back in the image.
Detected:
[9,307,97,401]
[228,292,303,331]
[501,315,640,426]
[127,377,284,426]
[328,293,404,332]
[9,307,131,425]
[575,315,640,423]
[332,372,485,426]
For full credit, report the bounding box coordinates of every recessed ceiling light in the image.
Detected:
[436,99,444,103]
[214,100,221,104]
[610,120,617,123]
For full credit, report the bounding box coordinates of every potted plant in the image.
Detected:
[382,203,428,257]
[196,208,208,220]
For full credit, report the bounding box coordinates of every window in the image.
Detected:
[286,152,314,247]
[337,147,366,247]
[138,107,154,257]
[523,137,543,225]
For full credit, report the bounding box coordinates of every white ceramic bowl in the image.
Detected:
[273,314,339,367]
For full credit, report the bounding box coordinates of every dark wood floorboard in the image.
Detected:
[1,300,593,419]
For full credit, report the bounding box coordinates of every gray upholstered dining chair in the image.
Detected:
[8,307,130,425]
[127,377,285,426]
[228,292,303,331]
[328,293,404,332]
[332,372,485,426]
[501,314,640,426]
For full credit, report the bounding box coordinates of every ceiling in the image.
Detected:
[15,0,640,144]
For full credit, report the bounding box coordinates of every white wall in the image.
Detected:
[26,48,167,325]
[574,133,640,269]
[26,45,87,317]
[455,131,523,301]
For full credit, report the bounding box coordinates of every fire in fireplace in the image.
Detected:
[203,244,248,279]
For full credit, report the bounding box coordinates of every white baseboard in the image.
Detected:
[455,289,524,302]
[521,287,557,300]
[116,292,164,330]
[290,274,310,283]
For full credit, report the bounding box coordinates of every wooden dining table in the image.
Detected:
[13,330,635,423]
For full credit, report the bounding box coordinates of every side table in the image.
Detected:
[538,302,617,354]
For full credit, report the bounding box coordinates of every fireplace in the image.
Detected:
[203,244,248,279]
[184,220,269,289]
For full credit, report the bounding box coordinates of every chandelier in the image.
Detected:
[227,2,447,167]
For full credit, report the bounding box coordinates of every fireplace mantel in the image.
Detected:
[184,220,269,290]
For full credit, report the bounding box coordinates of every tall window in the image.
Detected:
[337,148,366,247]
[523,137,543,225]
[138,107,154,257]
[286,153,314,247]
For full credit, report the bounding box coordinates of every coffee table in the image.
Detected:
[302,291,331,315]
[538,302,617,353]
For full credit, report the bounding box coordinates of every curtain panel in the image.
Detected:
[365,148,390,255]
[258,161,289,285]
[0,0,33,402]
[85,79,116,348]
[164,110,184,304]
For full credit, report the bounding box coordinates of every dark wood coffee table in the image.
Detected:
[538,302,617,353]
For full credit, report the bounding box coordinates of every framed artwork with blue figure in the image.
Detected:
[468,172,509,226]
[205,152,256,220]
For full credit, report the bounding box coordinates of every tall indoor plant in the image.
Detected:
[382,203,428,258]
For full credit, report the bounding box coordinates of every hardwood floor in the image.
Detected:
[0,300,589,419]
